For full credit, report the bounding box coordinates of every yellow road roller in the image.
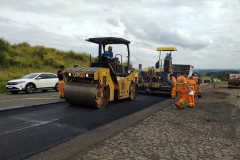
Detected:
[64,37,139,109]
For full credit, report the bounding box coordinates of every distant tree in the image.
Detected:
[205,70,239,81]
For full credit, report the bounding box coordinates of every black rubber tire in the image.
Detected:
[42,90,47,92]
[129,83,138,101]
[25,84,35,94]
[55,83,58,92]
[10,91,19,94]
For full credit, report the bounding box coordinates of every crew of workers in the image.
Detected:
[171,72,202,109]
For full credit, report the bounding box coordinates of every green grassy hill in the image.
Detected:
[0,38,95,82]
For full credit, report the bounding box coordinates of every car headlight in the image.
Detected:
[86,74,89,77]
[17,81,26,84]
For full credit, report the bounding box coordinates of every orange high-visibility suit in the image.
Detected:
[187,79,197,107]
[193,76,198,83]
[197,84,201,94]
[176,75,188,108]
[58,80,65,98]
[171,77,177,98]
[193,75,200,94]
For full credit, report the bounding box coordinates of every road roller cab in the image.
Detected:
[64,37,139,109]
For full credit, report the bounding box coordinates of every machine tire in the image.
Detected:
[95,86,110,109]
[25,84,35,94]
[42,90,47,92]
[129,83,138,101]
[54,83,58,92]
[10,91,19,94]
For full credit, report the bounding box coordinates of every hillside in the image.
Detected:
[0,38,95,82]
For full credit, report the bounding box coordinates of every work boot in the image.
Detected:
[187,106,192,108]
[175,104,181,110]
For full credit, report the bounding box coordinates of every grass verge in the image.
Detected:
[0,82,9,94]
[217,81,228,84]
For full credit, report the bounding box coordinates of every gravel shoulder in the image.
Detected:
[78,84,240,160]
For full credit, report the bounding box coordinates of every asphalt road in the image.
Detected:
[0,94,169,160]
[0,91,64,111]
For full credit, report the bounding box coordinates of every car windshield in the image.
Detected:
[21,73,39,79]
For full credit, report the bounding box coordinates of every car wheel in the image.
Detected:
[10,91,19,94]
[42,90,47,92]
[55,83,58,92]
[26,84,35,94]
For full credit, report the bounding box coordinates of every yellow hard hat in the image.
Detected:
[108,46,112,50]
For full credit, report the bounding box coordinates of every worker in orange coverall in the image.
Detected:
[197,75,202,94]
[187,76,197,108]
[57,65,65,99]
[192,73,198,83]
[175,72,192,109]
[170,74,177,99]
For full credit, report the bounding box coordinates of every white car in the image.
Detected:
[6,73,59,94]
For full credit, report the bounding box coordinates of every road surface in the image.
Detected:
[0,94,169,160]
[0,91,64,111]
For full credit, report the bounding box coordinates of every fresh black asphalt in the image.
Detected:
[0,94,169,160]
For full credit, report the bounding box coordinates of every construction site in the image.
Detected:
[1,1,240,160]
[0,37,240,160]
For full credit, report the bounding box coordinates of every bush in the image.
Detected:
[67,51,89,62]
[0,38,10,51]
[17,42,31,48]
[33,46,48,60]
[0,38,9,66]
[0,50,6,66]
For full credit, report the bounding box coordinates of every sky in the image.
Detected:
[0,0,240,69]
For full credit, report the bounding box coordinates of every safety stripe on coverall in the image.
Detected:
[177,82,187,85]
[180,99,184,104]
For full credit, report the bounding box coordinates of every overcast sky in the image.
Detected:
[0,0,239,69]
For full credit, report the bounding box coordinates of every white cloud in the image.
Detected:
[189,53,202,59]
[106,18,119,27]
[0,0,240,69]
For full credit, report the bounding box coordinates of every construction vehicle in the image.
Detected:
[172,64,193,78]
[204,76,211,83]
[228,74,240,88]
[138,47,177,94]
[63,37,139,109]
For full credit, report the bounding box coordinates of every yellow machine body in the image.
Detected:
[64,66,139,108]
[64,37,139,109]
[138,47,177,94]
